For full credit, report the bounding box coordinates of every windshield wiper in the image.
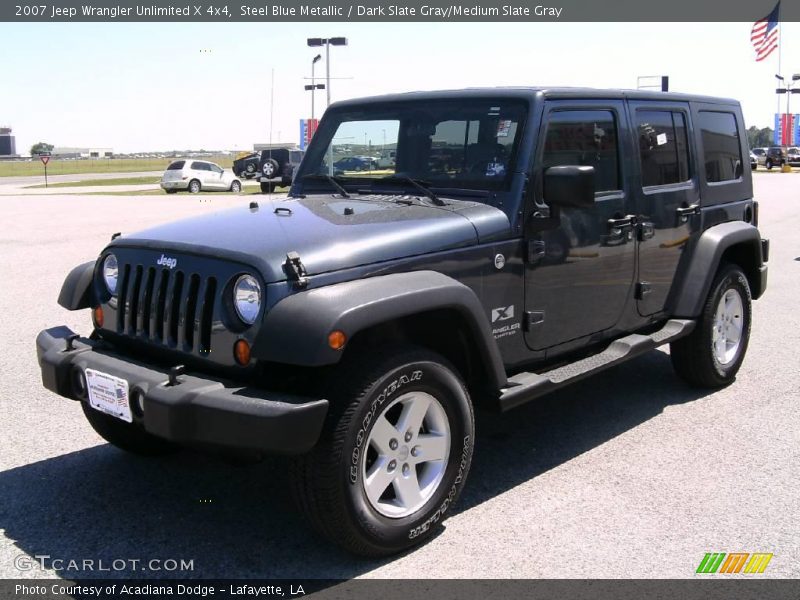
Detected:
[301,174,350,198]
[381,176,446,206]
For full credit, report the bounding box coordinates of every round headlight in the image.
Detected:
[103,254,119,295]
[233,274,261,325]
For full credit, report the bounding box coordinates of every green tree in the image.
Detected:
[757,127,774,147]
[30,142,54,156]
[746,126,774,149]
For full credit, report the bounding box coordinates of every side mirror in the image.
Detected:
[544,165,595,209]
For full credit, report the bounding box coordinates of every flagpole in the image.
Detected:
[777,3,781,118]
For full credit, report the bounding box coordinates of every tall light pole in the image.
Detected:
[307,37,348,108]
[304,54,324,121]
[307,37,348,174]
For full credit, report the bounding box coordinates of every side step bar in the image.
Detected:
[498,319,696,412]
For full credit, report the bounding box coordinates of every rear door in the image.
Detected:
[189,161,209,186]
[628,101,700,316]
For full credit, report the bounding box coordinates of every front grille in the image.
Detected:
[116,263,217,355]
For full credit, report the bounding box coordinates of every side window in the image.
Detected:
[636,110,690,187]
[542,110,620,194]
[209,164,223,174]
[190,161,205,171]
[698,111,742,182]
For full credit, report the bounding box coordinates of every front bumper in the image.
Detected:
[36,326,328,454]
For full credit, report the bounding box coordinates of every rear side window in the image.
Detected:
[699,111,742,182]
[636,110,690,187]
[190,161,209,171]
[542,110,620,193]
[167,161,185,170]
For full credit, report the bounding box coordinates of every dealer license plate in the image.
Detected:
[85,368,132,423]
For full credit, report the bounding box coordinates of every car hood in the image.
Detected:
[109,194,511,283]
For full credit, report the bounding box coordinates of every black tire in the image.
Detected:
[81,403,177,456]
[188,179,201,193]
[766,159,773,170]
[260,182,276,194]
[245,163,256,174]
[290,346,474,557]
[670,263,752,388]
[230,180,242,193]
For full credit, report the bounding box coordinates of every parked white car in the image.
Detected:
[376,150,396,169]
[160,159,242,194]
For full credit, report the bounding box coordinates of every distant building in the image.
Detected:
[0,126,17,156]
[52,147,113,159]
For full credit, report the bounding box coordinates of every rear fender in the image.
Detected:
[670,221,766,317]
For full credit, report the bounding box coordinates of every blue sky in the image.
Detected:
[1,21,795,153]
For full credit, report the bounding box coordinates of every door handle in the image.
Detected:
[607,215,636,228]
[675,204,700,223]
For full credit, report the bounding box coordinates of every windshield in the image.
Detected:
[298,99,527,193]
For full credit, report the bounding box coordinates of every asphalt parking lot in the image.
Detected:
[0,173,797,580]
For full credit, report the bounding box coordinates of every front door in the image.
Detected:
[524,102,637,351]
[629,102,700,316]
[208,163,227,190]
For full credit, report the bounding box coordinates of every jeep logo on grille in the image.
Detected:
[156,254,177,269]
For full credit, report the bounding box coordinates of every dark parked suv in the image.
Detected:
[37,88,768,557]
[232,147,304,192]
[764,146,786,169]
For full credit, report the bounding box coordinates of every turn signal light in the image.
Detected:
[234,339,251,366]
[93,306,104,328]
[328,330,347,350]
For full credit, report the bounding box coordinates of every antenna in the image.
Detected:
[269,68,274,197]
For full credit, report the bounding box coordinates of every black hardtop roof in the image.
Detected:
[329,87,740,109]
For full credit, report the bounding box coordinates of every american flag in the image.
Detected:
[751,2,780,62]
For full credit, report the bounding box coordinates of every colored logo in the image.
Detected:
[696,552,773,574]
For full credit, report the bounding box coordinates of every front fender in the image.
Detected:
[57,261,95,310]
[255,270,507,389]
[670,221,765,317]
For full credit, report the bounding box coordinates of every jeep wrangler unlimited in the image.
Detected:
[37,89,768,557]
